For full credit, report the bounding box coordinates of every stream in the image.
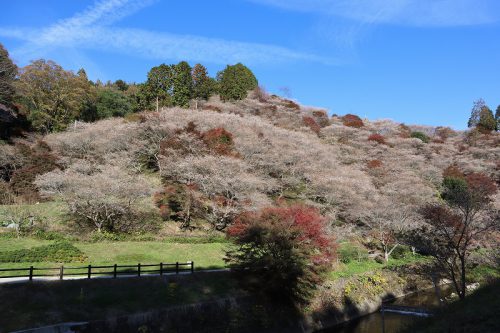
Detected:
[317,285,454,333]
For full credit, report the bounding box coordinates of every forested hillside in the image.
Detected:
[2,90,498,245]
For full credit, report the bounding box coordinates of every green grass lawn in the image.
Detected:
[77,241,226,269]
[0,238,227,277]
[329,254,430,279]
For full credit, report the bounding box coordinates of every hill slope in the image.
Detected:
[2,93,499,240]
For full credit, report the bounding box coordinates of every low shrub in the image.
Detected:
[9,141,60,201]
[410,131,430,143]
[153,183,206,230]
[282,99,300,110]
[0,241,87,263]
[398,123,411,138]
[442,165,464,179]
[366,159,383,169]
[201,127,236,156]
[338,242,368,263]
[31,229,68,241]
[312,110,330,127]
[124,112,147,123]
[367,133,386,145]
[391,245,411,259]
[342,114,364,128]
[302,116,321,134]
[435,126,455,141]
[202,105,222,112]
[88,230,124,242]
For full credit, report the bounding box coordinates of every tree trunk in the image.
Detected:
[156,96,159,112]
[460,256,466,300]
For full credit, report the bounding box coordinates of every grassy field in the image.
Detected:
[329,254,430,279]
[0,237,227,275]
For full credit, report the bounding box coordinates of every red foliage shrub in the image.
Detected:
[227,205,335,265]
[420,204,462,229]
[398,123,411,138]
[226,204,336,302]
[312,110,330,127]
[201,127,236,156]
[368,133,386,145]
[9,141,60,201]
[457,144,468,152]
[264,105,278,112]
[302,116,321,134]
[465,173,497,197]
[342,114,364,128]
[154,183,205,229]
[282,99,300,110]
[366,159,383,169]
[443,165,464,180]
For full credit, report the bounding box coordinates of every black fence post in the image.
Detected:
[87,265,91,279]
[29,266,33,281]
[59,265,64,280]
[113,264,117,278]
[160,262,163,276]
[176,262,179,274]
[138,263,141,277]
[191,261,194,273]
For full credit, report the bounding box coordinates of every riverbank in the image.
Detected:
[403,280,500,333]
[303,264,436,331]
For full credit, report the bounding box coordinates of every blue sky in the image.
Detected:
[1,0,499,129]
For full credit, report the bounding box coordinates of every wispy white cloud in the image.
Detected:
[250,0,500,26]
[0,0,330,66]
[0,26,331,65]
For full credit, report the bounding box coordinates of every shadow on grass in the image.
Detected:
[0,271,240,332]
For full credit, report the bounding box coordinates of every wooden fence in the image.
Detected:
[0,261,194,281]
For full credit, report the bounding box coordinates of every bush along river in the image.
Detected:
[316,285,454,333]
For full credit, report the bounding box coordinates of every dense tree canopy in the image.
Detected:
[477,106,496,132]
[144,64,173,111]
[16,60,93,133]
[192,63,215,101]
[172,61,193,108]
[95,88,133,119]
[217,63,258,101]
[0,43,17,106]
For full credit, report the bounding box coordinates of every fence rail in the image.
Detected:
[0,261,194,281]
